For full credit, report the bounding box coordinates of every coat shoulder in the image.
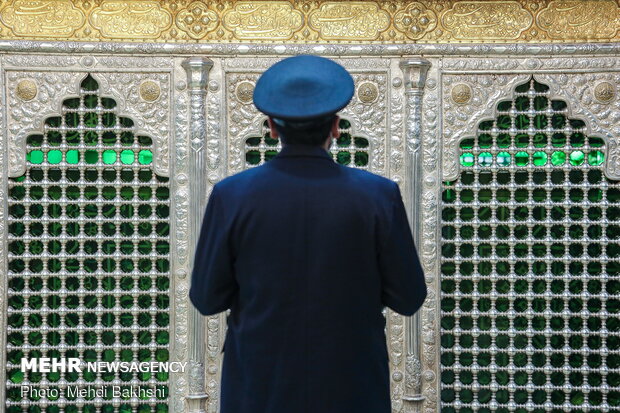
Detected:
[213,162,397,200]
[341,166,398,197]
[212,164,269,195]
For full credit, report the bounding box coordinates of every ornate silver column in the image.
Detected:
[399,58,431,411]
[182,56,214,413]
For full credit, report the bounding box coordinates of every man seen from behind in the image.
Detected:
[189,55,427,413]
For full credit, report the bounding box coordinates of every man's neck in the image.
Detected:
[280,137,332,152]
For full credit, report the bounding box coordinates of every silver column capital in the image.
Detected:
[399,58,431,92]
[182,57,214,90]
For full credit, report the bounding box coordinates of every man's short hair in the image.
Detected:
[272,115,336,146]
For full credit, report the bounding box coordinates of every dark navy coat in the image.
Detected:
[189,143,427,413]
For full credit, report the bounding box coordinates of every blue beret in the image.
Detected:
[253,55,354,121]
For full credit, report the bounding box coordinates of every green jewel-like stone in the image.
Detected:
[27,150,44,164]
[497,152,510,166]
[121,149,135,164]
[8,369,23,384]
[588,150,605,166]
[551,151,566,166]
[139,150,153,165]
[66,149,80,164]
[460,152,474,167]
[515,151,529,166]
[478,152,493,166]
[336,151,351,165]
[533,151,547,166]
[47,150,62,164]
[102,150,116,164]
[569,150,585,166]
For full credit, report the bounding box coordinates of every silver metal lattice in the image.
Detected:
[5,74,171,413]
[440,78,620,412]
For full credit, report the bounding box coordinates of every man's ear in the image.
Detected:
[331,115,340,140]
[267,117,279,139]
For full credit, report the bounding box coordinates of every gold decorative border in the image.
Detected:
[0,0,618,43]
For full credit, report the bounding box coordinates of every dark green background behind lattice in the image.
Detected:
[245,118,369,167]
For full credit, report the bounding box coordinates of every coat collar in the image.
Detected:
[274,144,333,161]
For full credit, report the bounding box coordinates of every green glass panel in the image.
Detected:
[83,112,98,128]
[156,187,169,200]
[65,150,80,164]
[27,150,44,164]
[478,134,492,148]
[84,150,98,164]
[156,241,169,255]
[354,137,368,148]
[337,132,351,147]
[571,132,586,147]
[246,136,260,146]
[138,187,151,200]
[478,152,492,166]
[9,186,26,200]
[47,150,62,164]
[81,74,99,91]
[496,115,510,130]
[138,150,153,165]
[156,205,169,218]
[119,131,134,145]
[551,151,566,165]
[246,150,260,165]
[138,135,152,145]
[515,151,529,166]
[515,114,529,129]
[102,150,116,164]
[139,170,153,181]
[120,150,134,164]
[496,152,510,166]
[354,152,368,166]
[460,153,474,167]
[27,134,44,146]
[532,151,547,166]
[336,151,350,165]
[494,133,509,148]
[459,139,475,151]
[588,150,604,166]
